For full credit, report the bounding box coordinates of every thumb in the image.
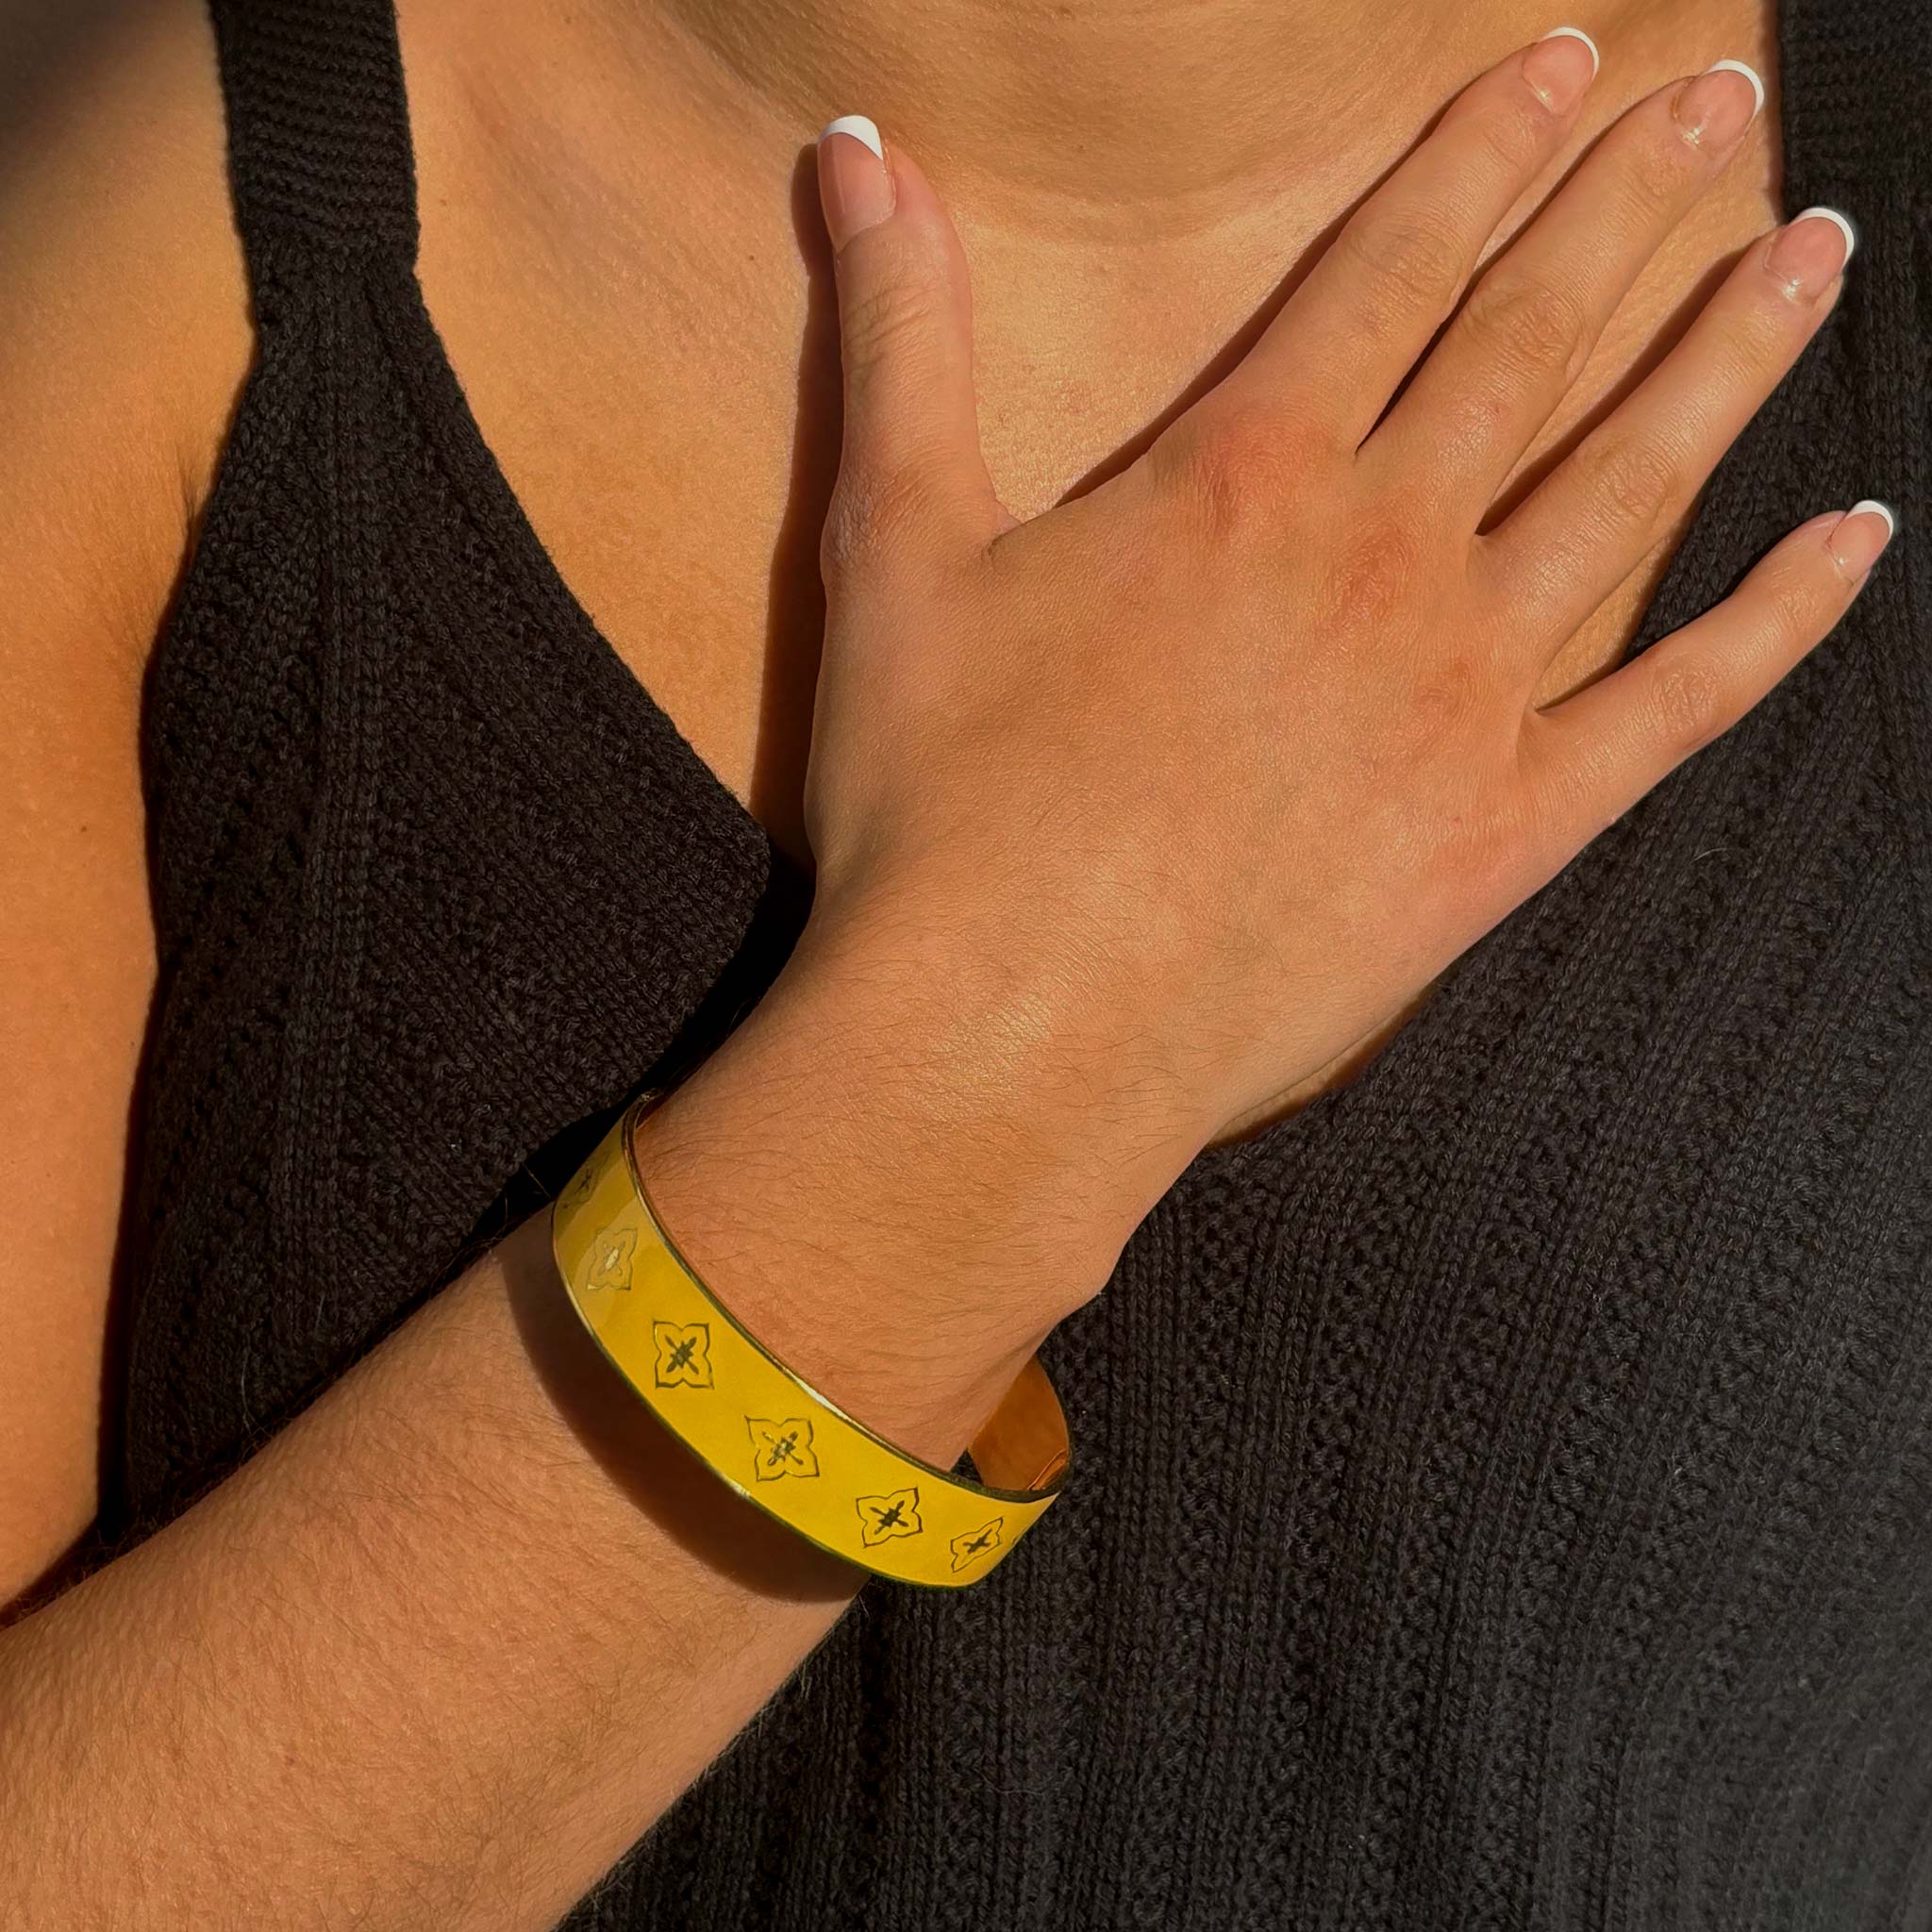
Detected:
[816,117,1002,558]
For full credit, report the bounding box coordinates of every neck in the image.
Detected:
[640,0,1684,236]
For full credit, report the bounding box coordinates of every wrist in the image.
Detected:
[622,925,1144,1463]
[783,890,1207,1225]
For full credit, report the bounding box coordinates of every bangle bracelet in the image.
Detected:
[550,1093,1072,1589]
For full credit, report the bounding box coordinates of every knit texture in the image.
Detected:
[115,0,1931,1924]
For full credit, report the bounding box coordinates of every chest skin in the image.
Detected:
[392,0,1783,1142]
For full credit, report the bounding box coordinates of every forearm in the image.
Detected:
[0,948,1149,1931]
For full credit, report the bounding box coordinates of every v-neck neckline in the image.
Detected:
[387,0,1806,1185]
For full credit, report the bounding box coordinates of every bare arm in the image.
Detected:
[0,942,1135,1931]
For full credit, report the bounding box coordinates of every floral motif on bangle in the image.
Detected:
[652,1321,712,1388]
[564,1162,596,1210]
[950,1518,1005,1572]
[748,1416,821,1480]
[856,1487,923,1547]
[586,1224,638,1292]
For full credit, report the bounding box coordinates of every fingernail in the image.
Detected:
[1765,206,1857,299]
[818,115,893,249]
[1829,499,1896,575]
[1674,58,1763,147]
[1525,27,1600,112]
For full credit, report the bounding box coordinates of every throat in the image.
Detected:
[638,0,1672,231]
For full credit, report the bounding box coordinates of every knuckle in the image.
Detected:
[839,256,945,371]
[1461,273,1591,387]
[1613,125,1696,222]
[1341,207,1466,318]
[1690,325,1770,402]
[1585,434,1685,534]
[1416,645,1488,731]
[1649,652,1731,753]
[1393,643,1491,770]
[1167,408,1307,541]
[1454,791,1529,897]
[1759,560,1826,641]
[1471,95,1550,175]
[1318,511,1432,642]
[1264,400,1338,477]
[820,460,935,580]
[1413,769,1530,918]
[1723,296,1802,373]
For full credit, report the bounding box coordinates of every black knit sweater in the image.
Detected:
[113,0,1931,1924]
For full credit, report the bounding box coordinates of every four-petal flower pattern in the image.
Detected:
[747,1416,821,1481]
[856,1487,924,1548]
[652,1320,712,1388]
[950,1519,1005,1572]
[586,1224,637,1292]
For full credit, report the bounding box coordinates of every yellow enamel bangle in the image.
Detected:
[550,1095,1072,1589]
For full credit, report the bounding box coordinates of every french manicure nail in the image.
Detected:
[1790,205,1857,264]
[1830,499,1896,575]
[1674,58,1763,146]
[1765,206,1857,299]
[818,114,893,249]
[1705,58,1765,115]
[1525,26,1600,112]
[821,113,884,161]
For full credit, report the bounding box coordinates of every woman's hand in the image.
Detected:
[798,38,1890,1210]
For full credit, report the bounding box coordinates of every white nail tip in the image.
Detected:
[1703,58,1766,118]
[819,114,884,161]
[1539,25,1600,76]
[1792,205,1858,265]
[1847,499,1896,537]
